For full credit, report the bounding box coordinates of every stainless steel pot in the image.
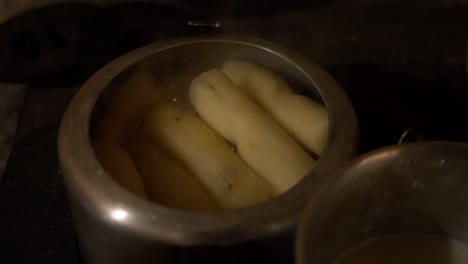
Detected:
[296,141,468,264]
[58,36,358,264]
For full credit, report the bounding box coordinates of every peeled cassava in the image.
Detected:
[143,103,274,209]
[189,69,315,193]
[222,60,328,156]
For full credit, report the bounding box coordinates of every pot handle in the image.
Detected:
[398,126,425,144]
[188,20,222,28]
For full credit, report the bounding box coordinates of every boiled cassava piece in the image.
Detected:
[190,69,315,193]
[143,103,274,209]
[223,60,328,156]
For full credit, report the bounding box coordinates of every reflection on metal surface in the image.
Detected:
[355,148,399,168]
[111,208,128,221]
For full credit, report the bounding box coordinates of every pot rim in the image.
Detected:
[58,35,358,245]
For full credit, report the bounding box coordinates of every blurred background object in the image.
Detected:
[0,83,25,178]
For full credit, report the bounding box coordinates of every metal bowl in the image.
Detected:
[296,141,468,264]
[58,36,358,263]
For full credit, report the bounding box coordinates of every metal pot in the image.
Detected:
[58,36,358,264]
[296,141,468,264]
